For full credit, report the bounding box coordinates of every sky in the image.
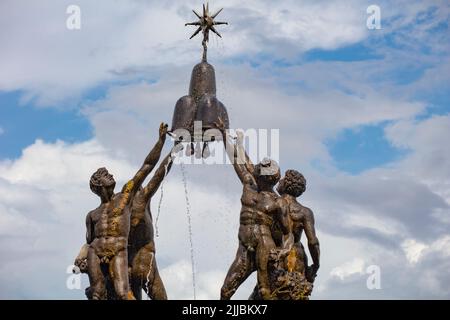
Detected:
[0,0,449,299]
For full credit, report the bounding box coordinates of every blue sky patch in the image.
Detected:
[326,124,409,174]
[0,91,92,159]
[304,43,384,62]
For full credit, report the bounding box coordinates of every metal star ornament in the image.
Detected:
[185,3,228,61]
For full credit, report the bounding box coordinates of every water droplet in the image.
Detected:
[180,163,197,300]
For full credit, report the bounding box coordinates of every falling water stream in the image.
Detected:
[180,162,197,300]
[153,148,197,299]
[149,153,176,299]
[155,174,166,238]
[155,181,164,238]
[155,153,175,238]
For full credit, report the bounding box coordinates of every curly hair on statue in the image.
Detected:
[89,167,109,196]
[283,169,306,197]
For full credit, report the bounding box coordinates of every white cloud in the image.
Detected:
[159,260,225,300]
[429,236,450,257]
[0,139,134,187]
[0,138,136,298]
[80,61,426,171]
[330,258,365,281]
[401,239,428,264]
[385,115,450,184]
[0,0,385,105]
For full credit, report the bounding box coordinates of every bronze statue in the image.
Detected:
[220,130,293,300]
[74,154,173,300]
[185,2,228,62]
[171,3,229,157]
[73,4,321,300]
[79,123,168,300]
[277,170,320,284]
[128,152,173,300]
[248,170,320,300]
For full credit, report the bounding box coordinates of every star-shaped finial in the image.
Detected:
[185,3,228,61]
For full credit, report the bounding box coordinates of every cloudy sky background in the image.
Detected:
[0,0,449,299]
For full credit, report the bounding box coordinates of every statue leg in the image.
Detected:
[220,243,255,300]
[87,248,106,300]
[295,242,308,274]
[130,276,142,300]
[256,230,276,300]
[148,259,167,300]
[131,244,167,300]
[248,285,261,300]
[109,250,130,300]
[130,246,145,300]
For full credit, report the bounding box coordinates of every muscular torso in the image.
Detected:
[271,195,310,243]
[238,184,279,248]
[89,193,131,257]
[269,196,312,273]
[128,189,155,263]
[285,198,310,243]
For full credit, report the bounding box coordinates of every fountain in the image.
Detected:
[73,3,320,301]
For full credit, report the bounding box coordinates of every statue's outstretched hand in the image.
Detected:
[73,244,89,274]
[159,122,169,139]
[74,258,88,274]
[214,117,225,132]
[306,264,319,283]
[235,130,244,145]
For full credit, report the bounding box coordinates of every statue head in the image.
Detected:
[90,167,116,201]
[277,169,306,197]
[254,158,281,189]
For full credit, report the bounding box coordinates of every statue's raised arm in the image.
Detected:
[121,123,168,200]
[143,152,174,201]
[222,129,256,187]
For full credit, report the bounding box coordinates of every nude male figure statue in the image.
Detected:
[83,123,168,300]
[128,152,174,300]
[248,169,320,300]
[220,131,292,300]
[276,170,320,283]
